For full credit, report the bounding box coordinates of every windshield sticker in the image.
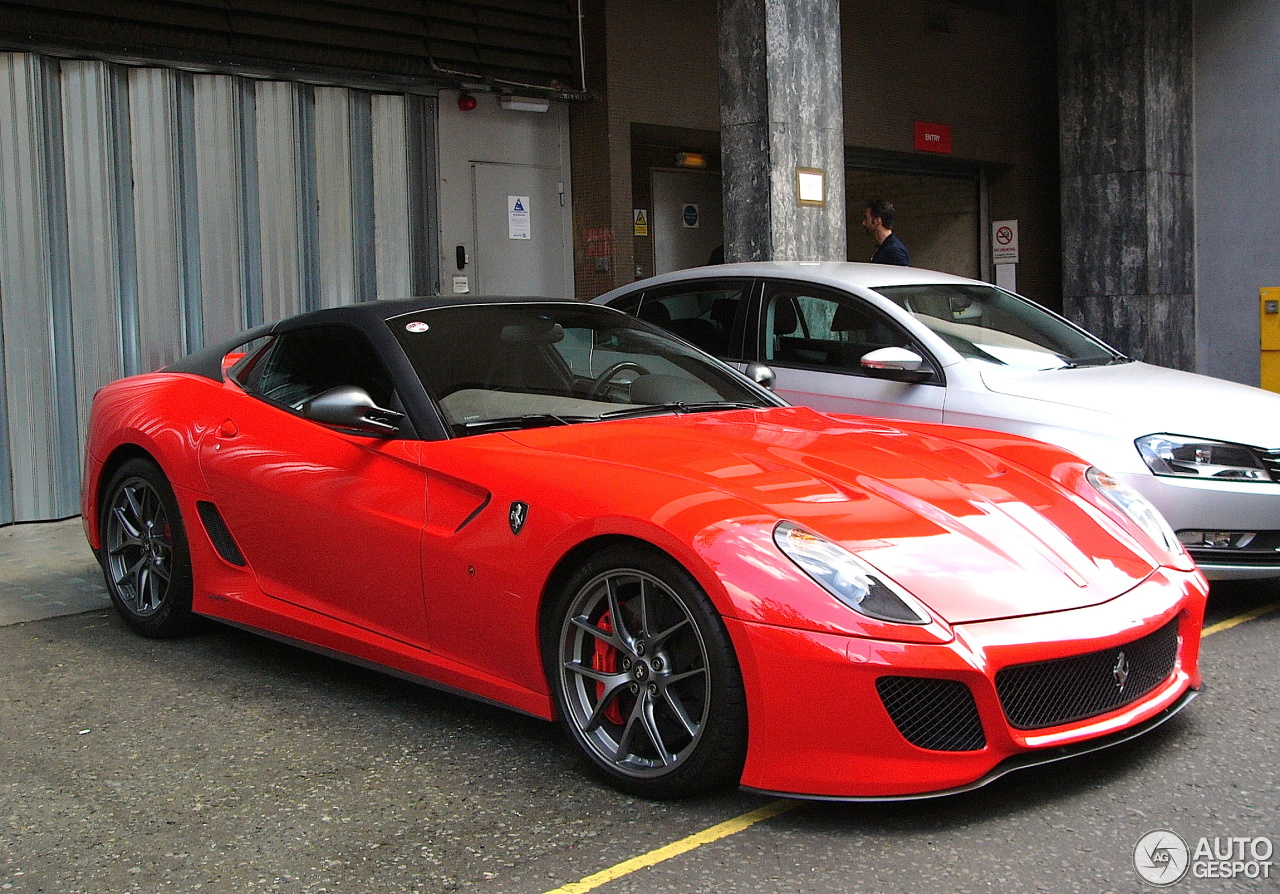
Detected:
[405,321,430,333]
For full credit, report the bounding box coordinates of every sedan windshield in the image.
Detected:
[874,284,1123,371]
[389,303,776,436]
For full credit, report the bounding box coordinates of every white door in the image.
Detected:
[652,169,723,274]
[470,162,569,297]
[759,283,946,422]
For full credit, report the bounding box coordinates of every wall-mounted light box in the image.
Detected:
[796,167,825,206]
[500,95,551,112]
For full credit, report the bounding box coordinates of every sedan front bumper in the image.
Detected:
[1125,472,1280,579]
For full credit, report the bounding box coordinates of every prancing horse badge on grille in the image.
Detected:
[1113,651,1130,690]
[509,501,529,535]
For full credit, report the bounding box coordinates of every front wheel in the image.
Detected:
[99,458,195,638]
[545,544,747,798]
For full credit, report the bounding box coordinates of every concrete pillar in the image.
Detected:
[1059,0,1194,370]
[718,0,846,263]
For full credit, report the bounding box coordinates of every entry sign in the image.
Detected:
[914,121,952,154]
[508,196,531,240]
[633,208,649,237]
[682,204,700,228]
[993,219,1019,264]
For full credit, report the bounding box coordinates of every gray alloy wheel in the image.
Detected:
[548,545,746,798]
[100,458,194,638]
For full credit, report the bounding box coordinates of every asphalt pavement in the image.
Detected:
[0,520,1276,894]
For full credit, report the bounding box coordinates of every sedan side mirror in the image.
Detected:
[744,362,776,390]
[860,347,934,384]
[301,386,405,436]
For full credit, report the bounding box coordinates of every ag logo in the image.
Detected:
[1134,829,1189,886]
[509,501,529,535]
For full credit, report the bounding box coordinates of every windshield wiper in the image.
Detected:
[599,401,761,421]
[459,413,589,434]
[1063,353,1133,368]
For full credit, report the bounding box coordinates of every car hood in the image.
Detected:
[505,406,1158,624]
[978,361,1280,447]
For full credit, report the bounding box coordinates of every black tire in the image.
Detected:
[544,544,748,799]
[99,457,195,638]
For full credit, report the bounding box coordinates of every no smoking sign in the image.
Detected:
[993,219,1019,264]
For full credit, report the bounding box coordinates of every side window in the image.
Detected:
[763,287,916,375]
[244,326,397,412]
[631,283,748,359]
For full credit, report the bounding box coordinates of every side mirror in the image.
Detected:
[744,361,776,390]
[860,347,933,384]
[301,386,405,436]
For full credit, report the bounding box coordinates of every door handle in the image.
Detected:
[217,419,239,439]
[455,245,468,270]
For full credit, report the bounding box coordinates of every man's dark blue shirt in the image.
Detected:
[871,233,910,266]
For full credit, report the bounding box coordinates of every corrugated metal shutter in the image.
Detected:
[0,51,439,524]
[0,1,581,93]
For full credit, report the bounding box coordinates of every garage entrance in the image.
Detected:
[845,166,982,278]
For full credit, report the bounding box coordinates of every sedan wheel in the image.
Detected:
[100,458,194,638]
[548,545,746,798]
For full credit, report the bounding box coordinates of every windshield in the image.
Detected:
[873,284,1122,371]
[389,303,776,436]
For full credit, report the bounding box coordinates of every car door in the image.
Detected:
[754,281,946,421]
[198,324,430,644]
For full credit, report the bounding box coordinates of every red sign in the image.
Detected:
[914,122,952,154]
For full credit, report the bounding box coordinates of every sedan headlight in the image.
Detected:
[1136,434,1273,482]
[1086,467,1181,556]
[773,522,930,625]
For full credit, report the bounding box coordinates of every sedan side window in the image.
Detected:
[763,288,919,375]
[631,284,748,359]
[245,326,398,413]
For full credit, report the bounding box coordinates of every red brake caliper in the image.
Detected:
[592,612,625,725]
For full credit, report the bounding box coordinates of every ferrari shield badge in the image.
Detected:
[509,501,529,535]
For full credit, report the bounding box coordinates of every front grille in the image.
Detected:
[1253,446,1280,481]
[1187,547,1280,567]
[1183,529,1280,567]
[876,676,986,751]
[995,620,1179,730]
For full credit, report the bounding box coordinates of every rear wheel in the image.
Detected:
[99,458,194,638]
[546,544,747,798]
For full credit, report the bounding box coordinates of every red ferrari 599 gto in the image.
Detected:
[82,297,1206,800]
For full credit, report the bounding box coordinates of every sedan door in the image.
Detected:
[197,325,430,645]
[754,282,946,422]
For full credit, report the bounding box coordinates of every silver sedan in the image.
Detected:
[596,262,1280,579]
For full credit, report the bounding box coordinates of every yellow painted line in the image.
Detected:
[541,799,799,894]
[1202,599,1280,638]
[541,599,1277,894]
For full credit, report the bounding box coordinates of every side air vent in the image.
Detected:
[876,676,987,752]
[196,501,247,567]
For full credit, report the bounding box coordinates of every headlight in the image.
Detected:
[1136,433,1272,482]
[1086,467,1181,556]
[773,521,930,625]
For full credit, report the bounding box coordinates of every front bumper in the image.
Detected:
[1124,471,1280,579]
[727,566,1206,800]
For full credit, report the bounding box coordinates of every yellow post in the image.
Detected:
[1262,288,1280,393]
[1259,289,1280,389]
[1259,290,1280,391]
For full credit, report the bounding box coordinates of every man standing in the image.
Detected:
[862,200,911,265]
